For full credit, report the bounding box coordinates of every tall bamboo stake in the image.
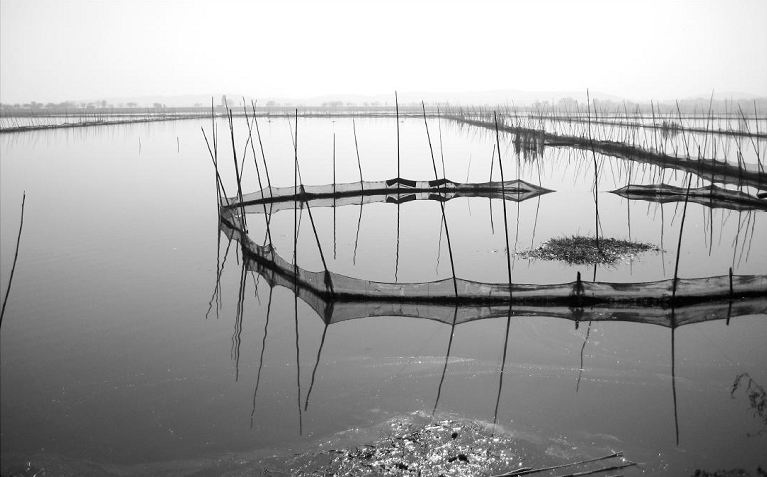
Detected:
[294,111,333,293]
[494,112,514,292]
[250,101,273,197]
[586,89,600,252]
[243,101,273,246]
[437,106,446,178]
[332,132,337,260]
[671,317,679,445]
[423,102,458,297]
[227,108,248,232]
[352,118,364,190]
[672,174,694,301]
[201,128,228,206]
[395,91,400,183]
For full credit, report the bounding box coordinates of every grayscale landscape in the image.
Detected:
[1,1,766,476]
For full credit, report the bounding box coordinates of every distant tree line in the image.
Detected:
[1,96,764,116]
[0,100,171,113]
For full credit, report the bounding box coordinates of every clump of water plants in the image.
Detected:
[519,235,660,265]
[284,413,634,476]
[287,413,531,476]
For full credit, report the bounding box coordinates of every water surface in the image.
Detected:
[1,117,765,475]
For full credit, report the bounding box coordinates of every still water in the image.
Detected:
[1,117,765,475]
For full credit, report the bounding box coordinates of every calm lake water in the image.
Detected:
[1,117,766,476]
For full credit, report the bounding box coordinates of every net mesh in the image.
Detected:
[221,213,767,328]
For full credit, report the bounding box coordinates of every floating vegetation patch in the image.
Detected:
[518,235,660,265]
[287,413,532,476]
[284,412,635,476]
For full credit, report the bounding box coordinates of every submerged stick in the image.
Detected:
[558,461,636,477]
[0,192,26,327]
[250,286,273,428]
[294,274,303,436]
[492,451,624,476]
[304,323,328,411]
[576,320,592,392]
[433,306,458,416]
[232,259,247,381]
[671,318,680,445]
[205,229,224,320]
[493,313,512,428]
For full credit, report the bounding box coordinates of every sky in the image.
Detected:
[1,0,766,104]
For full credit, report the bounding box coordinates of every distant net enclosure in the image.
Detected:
[218,191,767,329]
[234,178,553,213]
[447,114,767,190]
[611,183,767,212]
[206,102,766,330]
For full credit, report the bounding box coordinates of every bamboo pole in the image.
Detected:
[250,101,273,197]
[294,111,333,294]
[672,174,693,301]
[395,91,400,184]
[243,101,273,246]
[494,112,514,292]
[423,102,458,297]
[586,89,600,252]
[352,118,364,190]
[333,132,337,260]
[227,108,248,232]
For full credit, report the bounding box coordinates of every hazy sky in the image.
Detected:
[1,0,766,103]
